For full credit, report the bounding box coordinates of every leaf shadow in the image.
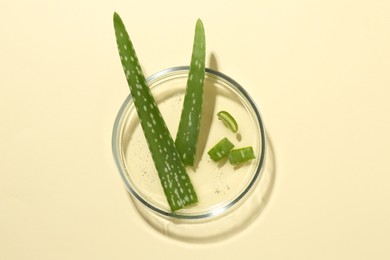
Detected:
[192,52,219,169]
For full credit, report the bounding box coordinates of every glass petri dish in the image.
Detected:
[112,66,267,241]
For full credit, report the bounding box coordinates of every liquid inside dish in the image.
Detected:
[119,71,263,216]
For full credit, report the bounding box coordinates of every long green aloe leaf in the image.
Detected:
[113,12,198,211]
[175,19,206,166]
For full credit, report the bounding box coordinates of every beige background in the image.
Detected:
[1,0,390,259]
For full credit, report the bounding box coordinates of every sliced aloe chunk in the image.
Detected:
[175,19,206,166]
[207,137,234,162]
[217,111,238,133]
[113,12,198,211]
[228,146,256,165]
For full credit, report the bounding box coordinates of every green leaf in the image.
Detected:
[175,19,206,166]
[228,146,256,165]
[113,12,198,211]
[207,137,235,162]
[217,111,238,133]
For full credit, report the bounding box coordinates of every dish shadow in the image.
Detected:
[121,51,277,243]
[126,129,276,244]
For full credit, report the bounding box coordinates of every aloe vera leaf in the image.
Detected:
[113,12,198,211]
[207,137,235,162]
[217,111,238,133]
[175,19,206,166]
[228,146,256,165]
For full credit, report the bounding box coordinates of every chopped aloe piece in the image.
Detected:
[217,111,238,133]
[207,137,235,162]
[175,19,206,166]
[228,146,255,165]
[113,12,198,211]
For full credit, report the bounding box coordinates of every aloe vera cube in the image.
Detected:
[175,19,206,166]
[207,137,234,162]
[228,147,256,165]
[113,12,198,211]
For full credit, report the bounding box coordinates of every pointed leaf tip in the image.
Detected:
[113,12,124,28]
[196,19,204,30]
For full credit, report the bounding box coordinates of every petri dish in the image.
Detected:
[112,66,267,241]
